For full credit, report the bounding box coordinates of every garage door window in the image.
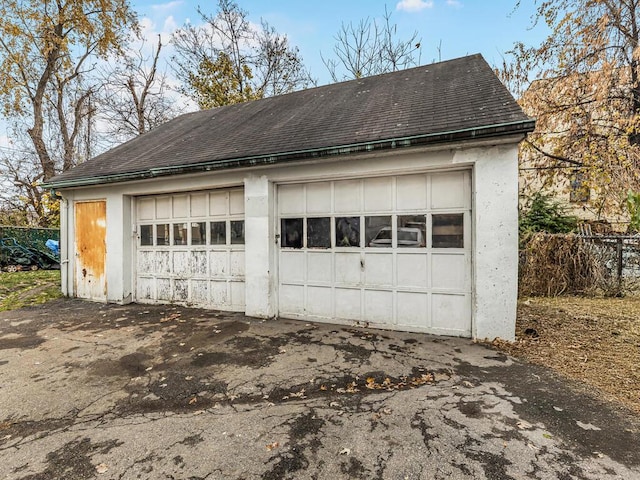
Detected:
[365,216,392,247]
[156,224,170,245]
[307,217,331,248]
[397,215,427,248]
[279,214,464,249]
[210,221,226,245]
[432,214,464,248]
[191,222,206,245]
[336,217,360,247]
[230,220,245,245]
[173,223,188,245]
[281,218,303,248]
[140,225,153,246]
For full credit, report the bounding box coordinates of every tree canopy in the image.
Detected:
[322,7,422,82]
[0,0,138,225]
[0,0,137,180]
[171,0,313,109]
[504,0,640,218]
[99,35,181,142]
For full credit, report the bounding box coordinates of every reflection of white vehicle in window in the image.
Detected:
[369,227,425,247]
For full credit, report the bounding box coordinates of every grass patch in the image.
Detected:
[0,270,62,311]
[493,296,640,414]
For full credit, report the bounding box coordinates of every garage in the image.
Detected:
[135,188,246,311]
[278,170,472,336]
[46,54,535,340]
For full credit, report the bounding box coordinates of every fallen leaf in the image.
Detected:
[266,441,280,451]
[289,389,306,398]
[576,421,601,431]
[95,463,109,474]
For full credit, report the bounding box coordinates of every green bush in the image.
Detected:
[519,193,578,236]
[627,191,640,234]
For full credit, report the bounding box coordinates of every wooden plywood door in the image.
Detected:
[75,201,107,300]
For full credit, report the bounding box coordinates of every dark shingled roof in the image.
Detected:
[46,54,534,188]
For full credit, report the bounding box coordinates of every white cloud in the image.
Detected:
[150,1,183,13]
[396,0,434,12]
[163,15,178,34]
[446,0,462,7]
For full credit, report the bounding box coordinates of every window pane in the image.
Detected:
[335,217,360,247]
[191,222,206,245]
[432,214,464,248]
[156,224,170,246]
[397,215,426,248]
[140,225,153,246]
[230,220,245,245]
[281,218,303,248]
[365,216,392,247]
[173,223,188,245]
[210,221,226,245]
[570,171,590,203]
[307,217,331,248]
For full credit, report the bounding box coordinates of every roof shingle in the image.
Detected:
[47,54,533,187]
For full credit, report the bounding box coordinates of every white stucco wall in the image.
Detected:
[244,175,276,318]
[57,136,522,339]
[459,144,520,341]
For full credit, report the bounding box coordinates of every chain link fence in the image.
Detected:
[0,226,59,251]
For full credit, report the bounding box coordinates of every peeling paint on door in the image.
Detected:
[75,201,107,300]
[135,189,246,311]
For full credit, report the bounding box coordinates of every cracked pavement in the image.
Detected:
[0,298,639,479]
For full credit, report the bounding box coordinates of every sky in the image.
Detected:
[0,0,550,151]
[134,0,550,84]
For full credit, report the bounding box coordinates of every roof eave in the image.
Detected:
[43,119,536,190]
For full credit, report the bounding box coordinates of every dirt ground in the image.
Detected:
[494,296,640,414]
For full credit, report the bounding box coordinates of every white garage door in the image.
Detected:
[278,171,472,336]
[135,188,245,311]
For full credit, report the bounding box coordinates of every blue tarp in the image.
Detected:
[45,239,59,256]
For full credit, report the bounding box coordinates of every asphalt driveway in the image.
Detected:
[0,299,638,479]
